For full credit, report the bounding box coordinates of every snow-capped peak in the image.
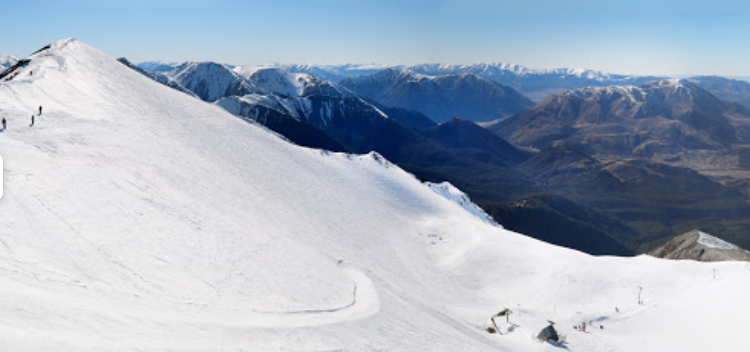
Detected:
[563,78,707,103]
[166,61,255,102]
[0,54,18,70]
[242,67,317,97]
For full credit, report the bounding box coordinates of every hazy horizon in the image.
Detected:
[2,0,749,77]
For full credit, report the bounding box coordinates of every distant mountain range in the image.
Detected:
[491,79,750,171]
[266,62,662,102]
[136,60,184,73]
[340,69,534,123]
[689,76,750,109]
[400,63,663,102]
[138,61,664,102]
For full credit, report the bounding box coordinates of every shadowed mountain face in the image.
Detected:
[340,69,535,123]
[516,142,750,251]
[422,118,532,167]
[215,98,350,152]
[485,194,636,256]
[491,79,750,170]
[378,106,437,131]
[689,76,750,109]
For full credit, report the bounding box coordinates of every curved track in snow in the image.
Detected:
[224,262,380,328]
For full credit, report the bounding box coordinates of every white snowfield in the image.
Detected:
[697,231,741,250]
[428,181,498,226]
[0,39,748,352]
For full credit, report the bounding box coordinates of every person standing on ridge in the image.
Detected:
[39,106,42,115]
[30,114,34,127]
[2,118,6,131]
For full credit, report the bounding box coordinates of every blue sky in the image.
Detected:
[1,0,749,76]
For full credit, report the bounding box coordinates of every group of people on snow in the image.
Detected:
[1,106,41,131]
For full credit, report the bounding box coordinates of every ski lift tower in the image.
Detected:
[637,286,643,305]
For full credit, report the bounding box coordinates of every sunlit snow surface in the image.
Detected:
[697,231,740,250]
[0,39,749,352]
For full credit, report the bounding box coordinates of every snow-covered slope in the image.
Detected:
[1,39,749,352]
[428,182,498,226]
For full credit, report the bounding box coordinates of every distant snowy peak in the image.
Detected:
[240,67,312,97]
[0,55,18,71]
[168,61,255,102]
[235,67,353,98]
[566,85,645,100]
[279,62,651,84]
[137,60,180,73]
[279,63,389,82]
[403,62,648,82]
[407,62,528,76]
[564,79,709,102]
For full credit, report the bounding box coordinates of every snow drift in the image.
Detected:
[0,39,749,352]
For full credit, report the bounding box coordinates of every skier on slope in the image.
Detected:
[2,118,6,130]
[39,106,42,115]
[30,114,34,127]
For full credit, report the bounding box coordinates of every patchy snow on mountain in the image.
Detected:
[1,38,749,352]
[698,231,740,250]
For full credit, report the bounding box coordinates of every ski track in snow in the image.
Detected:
[222,263,380,328]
